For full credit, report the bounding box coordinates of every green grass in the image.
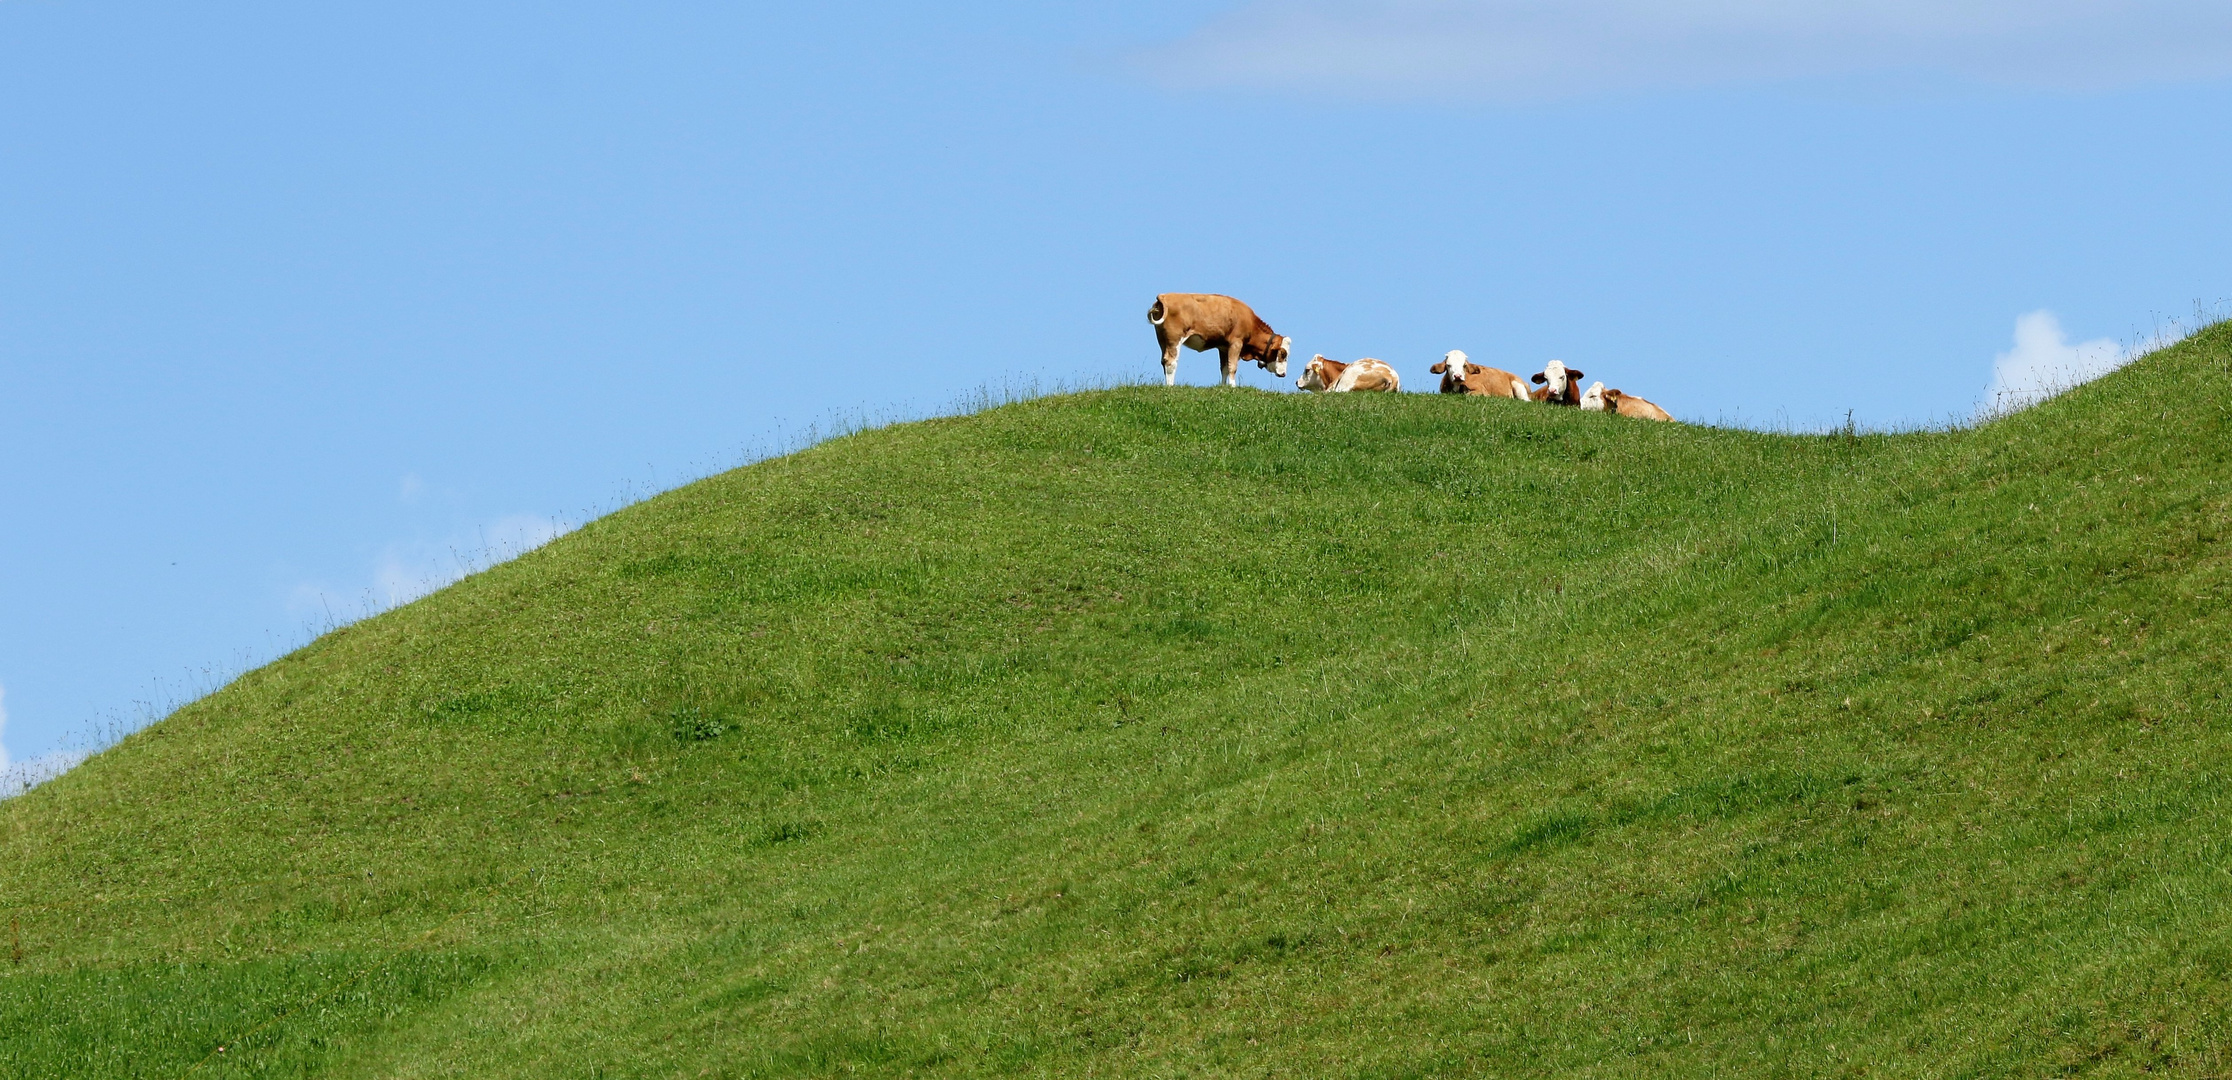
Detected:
[8,325,2232,1077]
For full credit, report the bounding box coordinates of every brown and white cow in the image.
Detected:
[1529,360,1586,406]
[1600,387,1674,421]
[1580,381,1673,420]
[1148,294,1292,388]
[1428,350,1529,400]
[1296,355,1400,393]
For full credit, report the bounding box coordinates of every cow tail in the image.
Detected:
[1148,298,1165,325]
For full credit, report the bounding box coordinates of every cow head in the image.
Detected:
[1295,354,1341,392]
[1529,360,1585,405]
[1578,381,1609,412]
[1257,335,1292,378]
[1431,349,1467,390]
[1601,388,1627,414]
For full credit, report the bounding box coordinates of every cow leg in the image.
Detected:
[1161,341,1180,387]
[1219,343,1239,388]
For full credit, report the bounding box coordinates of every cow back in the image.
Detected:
[1615,393,1674,421]
[1461,366,1527,400]
[1154,293,1259,337]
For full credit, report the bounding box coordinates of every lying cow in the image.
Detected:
[1148,293,1292,387]
[1428,350,1530,400]
[1602,387,1674,421]
[1529,360,1586,406]
[1296,355,1400,393]
[1579,381,1674,421]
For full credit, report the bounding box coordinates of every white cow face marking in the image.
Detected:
[1532,359,1587,403]
[1264,336,1291,378]
[1542,360,1572,399]
[1296,356,1332,392]
[1579,381,1608,411]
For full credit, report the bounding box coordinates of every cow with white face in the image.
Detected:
[1582,380,1675,421]
[1529,360,1586,406]
[1296,355,1400,393]
[1431,350,1530,400]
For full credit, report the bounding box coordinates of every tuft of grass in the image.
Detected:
[6,323,2232,1076]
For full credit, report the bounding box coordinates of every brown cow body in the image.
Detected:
[1148,294,1291,387]
[1602,388,1674,421]
[1428,350,1529,400]
[1580,381,1674,421]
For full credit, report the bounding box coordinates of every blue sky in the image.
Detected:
[4,1,2230,774]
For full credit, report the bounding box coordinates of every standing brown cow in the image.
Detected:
[1148,294,1291,387]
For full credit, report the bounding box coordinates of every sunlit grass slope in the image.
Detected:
[8,325,2232,1077]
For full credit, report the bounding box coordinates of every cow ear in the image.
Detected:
[1569,369,1584,381]
[1531,373,1547,384]
[1430,362,1447,373]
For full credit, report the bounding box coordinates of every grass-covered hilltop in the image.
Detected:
[8,326,2232,1078]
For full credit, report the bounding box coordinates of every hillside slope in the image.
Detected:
[7,326,2232,1078]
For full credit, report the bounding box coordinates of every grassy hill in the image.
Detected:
[7,325,2232,1078]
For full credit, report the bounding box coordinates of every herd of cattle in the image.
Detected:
[1148,292,1674,422]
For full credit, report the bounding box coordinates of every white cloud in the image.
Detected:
[289,514,571,626]
[1982,309,2125,415]
[1138,1,2232,101]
